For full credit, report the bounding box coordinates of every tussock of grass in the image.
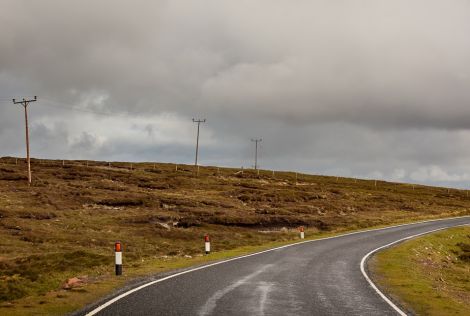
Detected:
[0,157,469,314]
[369,227,470,315]
[0,251,109,302]
[456,239,470,262]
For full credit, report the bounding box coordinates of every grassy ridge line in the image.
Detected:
[369,226,470,315]
[1,158,470,314]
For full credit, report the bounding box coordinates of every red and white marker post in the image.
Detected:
[299,226,305,239]
[204,234,211,254]
[115,241,122,276]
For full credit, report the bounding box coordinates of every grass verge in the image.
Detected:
[369,226,470,315]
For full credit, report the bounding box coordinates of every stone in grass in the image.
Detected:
[62,276,88,290]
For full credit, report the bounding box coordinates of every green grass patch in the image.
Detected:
[369,226,470,315]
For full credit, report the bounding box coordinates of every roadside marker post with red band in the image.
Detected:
[299,226,305,239]
[204,235,211,254]
[115,241,122,276]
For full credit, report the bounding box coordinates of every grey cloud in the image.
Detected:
[1,0,470,187]
[2,0,469,129]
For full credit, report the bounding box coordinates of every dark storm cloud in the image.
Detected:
[1,0,470,187]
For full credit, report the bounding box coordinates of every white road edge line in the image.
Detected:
[85,215,470,315]
[360,223,469,316]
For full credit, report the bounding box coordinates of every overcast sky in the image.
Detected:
[1,0,470,188]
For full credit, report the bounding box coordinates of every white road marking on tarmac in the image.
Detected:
[256,281,273,316]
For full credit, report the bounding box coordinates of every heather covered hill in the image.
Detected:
[0,157,469,313]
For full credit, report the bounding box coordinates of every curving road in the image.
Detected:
[81,216,469,316]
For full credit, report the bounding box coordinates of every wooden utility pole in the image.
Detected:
[251,138,262,170]
[13,96,37,185]
[192,118,206,166]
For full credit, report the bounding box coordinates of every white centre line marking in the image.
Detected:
[198,264,273,316]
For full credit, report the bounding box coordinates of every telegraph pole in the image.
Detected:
[192,118,206,166]
[13,96,37,185]
[251,138,262,170]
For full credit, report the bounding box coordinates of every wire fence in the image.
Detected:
[0,156,467,196]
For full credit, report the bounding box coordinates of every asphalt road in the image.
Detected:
[83,216,469,316]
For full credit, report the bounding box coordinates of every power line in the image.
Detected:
[12,96,37,185]
[2,96,133,117]
[40,97,126,116]
[192,118,206,166]
[0,96,36,100]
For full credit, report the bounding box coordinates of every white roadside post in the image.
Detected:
[204,234,211,254]
[115,241,123,276]
[299,226,305,239]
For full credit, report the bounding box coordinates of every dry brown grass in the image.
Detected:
[0,157,469,313]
